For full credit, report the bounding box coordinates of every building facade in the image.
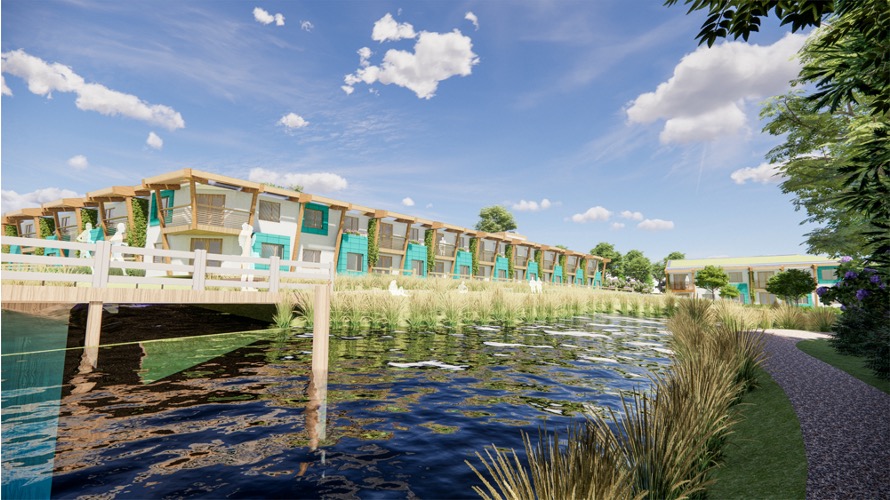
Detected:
[3,169,608,285]
[665,255,842,306]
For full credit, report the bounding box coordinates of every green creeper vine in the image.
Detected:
[128,198,149,248]
[535,249,543,275]
[367,218,378,269]
[424,229,435,274]
[579,257,586,284]
[505,243,514,280]
[559,253,567,272]
[469,237,479,276]
[81,208,99,230]
[37,218,55,256]
[3,224,18,253]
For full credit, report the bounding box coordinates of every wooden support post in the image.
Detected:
[290,202,306,270]
[97,201,108,237]
[247,190,259,226]
[52,212,63,240]
[331,209,347,273]
[311,284,331,373]
[189,179,199,230]
[84,300,104,368]
[450,231,461,277]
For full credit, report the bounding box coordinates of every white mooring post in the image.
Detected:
[311,283,331,373]
[192,249,207,290]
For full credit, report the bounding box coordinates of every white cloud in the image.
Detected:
[620,210,643,221]
[571,206,611,223]
[611,222,625,230]
[278,112,309,130]
[2,187,81,213]
[730,162,785,185]
[253,7,284,26]
[638,219,675,231]
[146,131,163,149]
[1,75,10,96]
[512,198,552,212]
[344,27,479,99]
[301,20,314,32]
[425,203,433,208]
[626,33,805,144]
[1,50,185,130]
[248,168,348,193]
[372,13,417,42]
[465,12,479,30]
[340,85,354,95]
[67,155,88,170]
[402,197,415,207]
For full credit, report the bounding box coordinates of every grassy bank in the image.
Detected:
[797,339,890,394]
[708,367,807,499]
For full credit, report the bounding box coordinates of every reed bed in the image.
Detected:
[468,298,765,499]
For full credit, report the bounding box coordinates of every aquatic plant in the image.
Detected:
[293,290,314,329]
[271,292,296,329]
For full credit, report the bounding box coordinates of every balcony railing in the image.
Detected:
[480,250,496,262]
[436,242,456,257]
[379,235,406,251]
[543,259,554,269]
[515,256,528,266]
[104,215,130,235]
[160,204,251,230]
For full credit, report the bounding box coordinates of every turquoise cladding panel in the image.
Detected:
[526,261,539,279]
[337,233,369,276]
[575,268,584,285]
[733,283,750,304]
[593,271,602,286]
[494,256,509,279]
[553,265,563,283]
[816,265,840,284]
[454,250,473,279]
[252,233,291,271]
[403,243,427,277]
[301,203,329,236]
[149,190,174,226]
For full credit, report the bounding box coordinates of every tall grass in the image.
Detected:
[271,292,296,329]
[807,307,838,332]
[773,304,807,330]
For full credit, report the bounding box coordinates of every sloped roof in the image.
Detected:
[666,254,839,271]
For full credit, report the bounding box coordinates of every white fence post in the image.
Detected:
[91,241,111,288]
[269,256,281,292]
[328,261,335,296]
[193,249,207,290]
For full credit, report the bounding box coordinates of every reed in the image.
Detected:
[773,304,806,330]
[293,290,314,329]
[806,306,838,332]
[441,292,466,328]
[344,293,366,331]
[271,292,296,329]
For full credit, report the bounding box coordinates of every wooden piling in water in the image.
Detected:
[311,284,331,373]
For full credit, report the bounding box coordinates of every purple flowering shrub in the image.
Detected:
[819,258,889,379]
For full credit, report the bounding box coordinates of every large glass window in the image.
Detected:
[344,216,360,232]
[347,252,363,272]
[190,238,223,267]
[304,208,323,230]
[261,242,284,258]
[303,249,321,263]
[411,259,424,276]
[727,271,745,283]
[460,265,470,277]
[259,200,281,222]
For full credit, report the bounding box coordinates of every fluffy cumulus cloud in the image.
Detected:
[730,162,785,185]
[146,131,163,149]
[465,12,479,30]
[620,210,643,221]
[638,219,675,231]
[512,198,552,212]
[372,13,417,42]
[278,112,309,130]
[2,187,81,213]
[343,14,479,99]
[248,168,347,193]
[571,206,611,223]
[401,197,415,207]
[67,155,88,170]
[611,222,625,230]
[253,7,284,26]
[626,33,805,144]
[1,50,184,130]
[1,75,10,96]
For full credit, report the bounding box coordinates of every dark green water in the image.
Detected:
[2,307,672,499]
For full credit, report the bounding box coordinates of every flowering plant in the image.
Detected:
[818,257,888,312]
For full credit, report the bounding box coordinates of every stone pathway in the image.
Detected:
[762,329,890,500]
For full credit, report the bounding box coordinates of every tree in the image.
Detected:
[652,251,686,282]
[720,284,742,300]
[695,265,730,300]
[766,269,817,304]
[590,242,622,277]
[623,249,652,285]
[475,206,517,233]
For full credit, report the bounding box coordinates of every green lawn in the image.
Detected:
[796,338,890,394]
[708,367,807,500]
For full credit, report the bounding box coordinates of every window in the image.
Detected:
[820,268,837,281]
[379,255,393,269]
[460,265,471,277]
[347,252,363,272]
[22,222,34,236]
[104,207,114,220]
[304,208,323,229]
[410,227,421,242]
[344,216,360,232]
[261,242,284,259]
[514,270,524,280]
[727,271,745,283]
[196,194,226,226]
[197,193,225,208]
[411,259,425,276]
[434,261,447,275]
[190,238,223,267]
[60,216,71,228]
[755,271,775,288]
[303,249,321,263]
[259,200,280,222]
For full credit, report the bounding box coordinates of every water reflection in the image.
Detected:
[4,310,672,498]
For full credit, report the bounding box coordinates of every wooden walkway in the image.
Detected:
[1,236,331,371]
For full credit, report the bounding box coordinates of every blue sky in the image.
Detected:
[1,0,817,262]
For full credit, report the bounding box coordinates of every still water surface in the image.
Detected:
[2,308,671,499]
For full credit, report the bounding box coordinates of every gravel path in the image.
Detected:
[761,329,890,500]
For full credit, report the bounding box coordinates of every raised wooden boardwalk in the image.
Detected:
[1,236,331,370]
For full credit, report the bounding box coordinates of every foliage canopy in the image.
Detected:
[475,206,517,233]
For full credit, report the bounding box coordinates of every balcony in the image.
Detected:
[436,242,456,257]
[160,204,251,233]
[379,234,406,252]
[104,215,130,235]
[480,250,496,262]
[515,256,528,267]
[543,259,554,270]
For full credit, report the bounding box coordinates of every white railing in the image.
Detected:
[1,236,333,294]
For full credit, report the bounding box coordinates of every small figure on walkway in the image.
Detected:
[238,223,257,291]
[76,222,94,258]
[388,279,409,296]
[109,223,128,262]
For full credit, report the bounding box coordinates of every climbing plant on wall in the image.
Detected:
[367,218,378,269]
[535,248,543,271]
[469,237,479,276]
[559,253,567,271]
[128,198,149,248]
[505,243,514,279]
[81,208,98,229]
[579,257,586,282]
[425,229,435,274]
[3,224,18,253]
[37,218,55,256]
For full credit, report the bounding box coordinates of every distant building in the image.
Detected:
[665,254,841,306]
[2,168,609,286]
